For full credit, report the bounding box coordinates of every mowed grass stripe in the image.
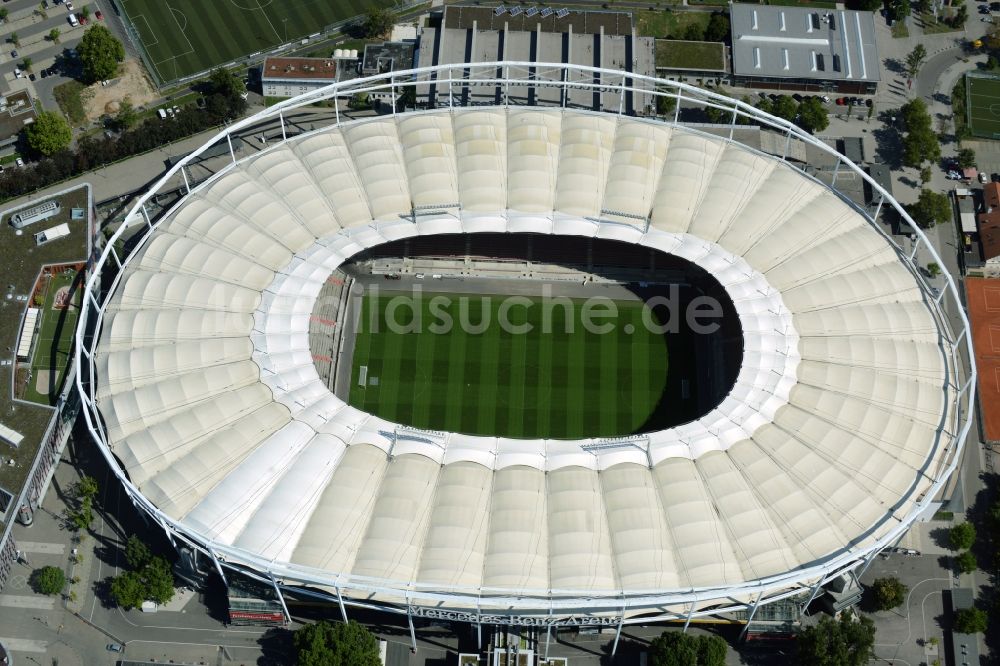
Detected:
[475,305,503,435]
[598,313,620,436]
[565,317,588,437]
[505,307,530,437]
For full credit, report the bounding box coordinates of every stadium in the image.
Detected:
[75,63,974,639]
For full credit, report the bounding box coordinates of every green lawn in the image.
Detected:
[118,0,396,83]
[348,293,670,439]
[636,10,712,39]
[655,40,726,71]
[23,268,81,406]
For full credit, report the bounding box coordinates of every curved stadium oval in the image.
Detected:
[77,64,972,627]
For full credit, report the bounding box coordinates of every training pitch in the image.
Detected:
[117,0,395,83]
[967,73,1000,138]
[348,292,671,439]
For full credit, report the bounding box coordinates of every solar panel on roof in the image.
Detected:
[555,8,570,18]
[525,6,538,16]
[540,7,553,16]
[509,6,522,15]
[494,5,506,15]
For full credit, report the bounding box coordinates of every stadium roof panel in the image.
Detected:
[85,90,962,620]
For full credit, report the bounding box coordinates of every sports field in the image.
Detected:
[967,73,1000,138]
[348,292,670,439]
[118,0,396,83]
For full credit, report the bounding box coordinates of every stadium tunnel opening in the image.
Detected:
[310,233,743,439]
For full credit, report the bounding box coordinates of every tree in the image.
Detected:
[907,189,951,229]
[73,476,98,500]
[771,95,798,122]
[796,97,829,133]
[872,577,908,610]
[949,522,976,551]
[67,497,93,531]
[25,110,72,157]
[361,7,396,39]
[0,8,9,22]
[142,556,175,605]
[920,166,932,184]
[955,550,978,574]
[206,67,247,120]
[704,13,730,42]
[683,23,705,41]
[656,94,676,116]
[77,25,125,83]
[957,147,977,168]
[293,620,382,666]
[10,32,18,46]
[30,566,65,595]
[21,57,31,72]
[124,535,151,569]
[927,262,942,277]
[906,44,927,78]
[80,4,90,19]
[900,99,941,168]
[110,570,146,609]
[853,0,883,10]
[114,98,139,131]
[649,631,726,666]
[953,607,988,634]
[795,613,875,666]
[48,27,60,43]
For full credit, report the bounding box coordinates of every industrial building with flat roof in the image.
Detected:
[729,4,880,93]
[415,6,655,113]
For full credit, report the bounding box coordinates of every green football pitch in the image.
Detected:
[968,74,1000,138]
[117,0,396,83]
[348,293,670,439]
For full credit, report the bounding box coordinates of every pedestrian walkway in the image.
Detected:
[0,636,47,652]
[17,541,65,555]
[0,594,55,609]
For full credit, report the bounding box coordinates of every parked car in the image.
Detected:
[980,171,989,183]
[992,1,1000,10]
[835,97,846,105]
[28,73,35,81]
[991,172,1000,182]
[15,157,24,167]
[820,95,831,103]
[39,69,47,78]
[94,9,102,19]
[77,13,87,24]
[67,12,78,26]
[947,170,963,180]
[10,50,16,58]
[106,643,124,653]
[65,0,73,10]
[13,67,21,78]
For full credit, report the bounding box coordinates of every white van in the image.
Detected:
[157,108,167,120]
[67,13,78,26]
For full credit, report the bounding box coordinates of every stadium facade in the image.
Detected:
[76,64,974,642]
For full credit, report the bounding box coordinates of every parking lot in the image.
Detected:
[0,0,108,130]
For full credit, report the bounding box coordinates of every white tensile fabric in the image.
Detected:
[95,108,956,607]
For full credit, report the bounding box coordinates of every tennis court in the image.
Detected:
[117,0,397,83]
[967,277,1000,442]
[967,73,1000,138]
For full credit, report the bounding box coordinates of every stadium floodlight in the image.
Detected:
[75,62,974,639]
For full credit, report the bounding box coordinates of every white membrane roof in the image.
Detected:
[95,108,956,609]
